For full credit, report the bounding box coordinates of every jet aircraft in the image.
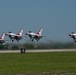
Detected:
[0,33,7,44]
[5,29,23,42]
[26,27,46,42]
[69,32,76,42]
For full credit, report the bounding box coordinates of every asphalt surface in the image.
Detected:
[0,49,76,53]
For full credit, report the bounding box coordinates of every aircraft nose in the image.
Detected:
[69,34,72,36]
[5,33,9,36]
[26,32,28,35]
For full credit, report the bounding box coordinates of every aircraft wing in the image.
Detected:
[35,35,47,38]
[14,35,26,39]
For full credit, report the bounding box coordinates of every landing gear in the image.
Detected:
[74,40,76,43]
[31,38,34,41]
[12,40,14,42]
[32,39,33,41]
[16,39,19,42]
[35,36,40,42]
[36,38,39,42]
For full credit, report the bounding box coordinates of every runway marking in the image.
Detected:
[0,49,76,53]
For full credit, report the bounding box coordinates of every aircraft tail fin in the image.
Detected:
[0,33,5,40]
[36,27,43,35]
[17,29,23,36]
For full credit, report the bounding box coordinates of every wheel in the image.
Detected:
[12,40,14,42]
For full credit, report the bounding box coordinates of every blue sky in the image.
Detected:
[0,0,76,42]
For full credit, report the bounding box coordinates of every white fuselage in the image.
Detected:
[26,32,43,41]
[69,33,76,39]
[6,32,22,42]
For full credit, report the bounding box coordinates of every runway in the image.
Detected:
[0,49,76,53]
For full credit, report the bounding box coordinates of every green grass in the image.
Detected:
[0,52,76,74]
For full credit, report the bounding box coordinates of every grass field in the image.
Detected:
[0,51,76,75]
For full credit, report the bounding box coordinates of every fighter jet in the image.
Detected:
[26,27,46,42]
[0,33,7,44]
[5,29,23,42]
[69,32,76,42]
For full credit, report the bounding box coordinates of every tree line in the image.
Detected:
[0,41,76,50]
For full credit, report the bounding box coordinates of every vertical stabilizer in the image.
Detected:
[1,33,5,40]
[17,29,23,36]
[36,27,43,35]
